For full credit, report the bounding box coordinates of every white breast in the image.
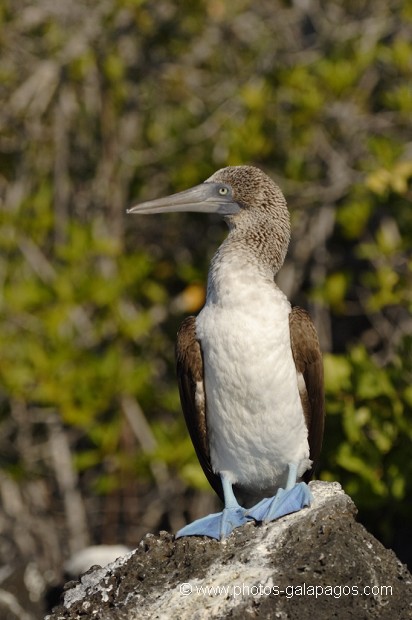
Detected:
[195,259,311,498]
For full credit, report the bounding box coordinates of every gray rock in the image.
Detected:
[47,482,412,619]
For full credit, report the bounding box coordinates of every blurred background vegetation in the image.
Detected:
[0,0,411,613]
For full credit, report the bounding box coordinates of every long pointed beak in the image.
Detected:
[127,182,240,216]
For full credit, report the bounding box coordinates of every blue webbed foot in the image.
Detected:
[247,482,313,523]
[176,506,248,540]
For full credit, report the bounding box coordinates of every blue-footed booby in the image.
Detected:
[128,166,324,540]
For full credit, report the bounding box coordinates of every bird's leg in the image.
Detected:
[246,463,313,523]
[175,474,248,541]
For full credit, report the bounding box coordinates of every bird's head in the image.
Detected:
[128,165,291,271]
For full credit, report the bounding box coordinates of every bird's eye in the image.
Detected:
[219,187,229,195]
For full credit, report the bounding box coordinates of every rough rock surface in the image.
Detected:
[47,482,412,619]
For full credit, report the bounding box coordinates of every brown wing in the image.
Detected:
[175,316,223,501]
[289,307,325,482]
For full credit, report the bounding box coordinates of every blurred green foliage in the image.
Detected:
[0,0,411,557]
